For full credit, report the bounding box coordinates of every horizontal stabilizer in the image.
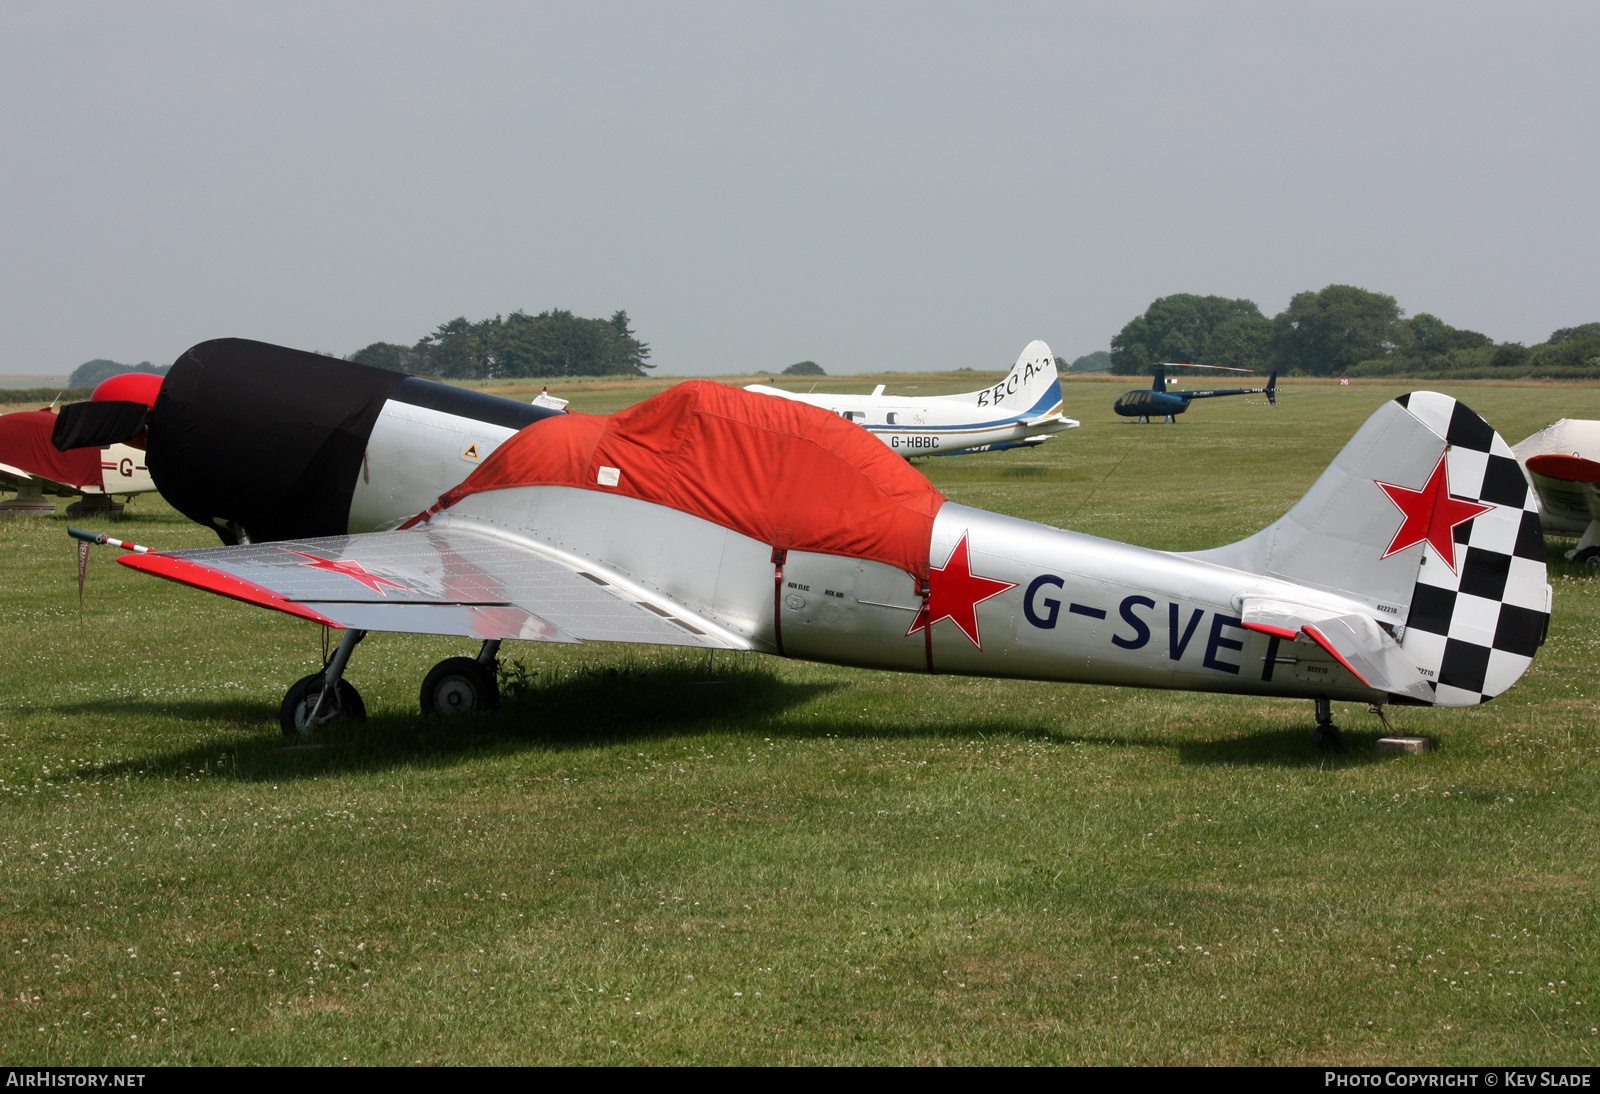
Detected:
[1240,596,1431,701]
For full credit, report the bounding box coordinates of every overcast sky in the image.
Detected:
[1,2,1595,376]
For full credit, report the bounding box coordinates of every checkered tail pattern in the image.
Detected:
[1393,392,1551,707]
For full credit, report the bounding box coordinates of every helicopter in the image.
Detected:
[1113,364,1276,423]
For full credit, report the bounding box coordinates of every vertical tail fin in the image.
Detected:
[1265,371,1277,406]
[1191,392,1550,706]
[962,340,1063,418]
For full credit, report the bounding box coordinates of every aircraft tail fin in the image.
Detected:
[1190,392,1550,706]
[956,341,1063,418]
[1265,371,1277,406]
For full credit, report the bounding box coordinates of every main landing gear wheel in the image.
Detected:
[280,673,367,738]
[1312,696,1346,753]
[420,657,500,716]
[1312,724,1345,753]
[1574,546,1600,568]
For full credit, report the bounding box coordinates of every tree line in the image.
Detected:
[1107,287,1600,378]
[349,308,651,379]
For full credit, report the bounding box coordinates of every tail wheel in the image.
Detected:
[280,673,367,738]
[420,657,500,716]
[1574,547,1600,568]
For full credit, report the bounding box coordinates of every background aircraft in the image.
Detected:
[1113,364,1277,422]
[745,341,1077,456]
[1513,418,1600,565]
[0,373,160,516]
[56,339,1548,753]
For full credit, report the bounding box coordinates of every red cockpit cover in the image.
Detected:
[433,381,946,579]
[0,410,101,489]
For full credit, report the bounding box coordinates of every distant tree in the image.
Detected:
[1393,313,1492,363]
[1490,344,1532,369]
[1529,336,1600,370]
[782,361,825,376]
[1548,322,1600,345]
[1270,285,1403,376]
[1109,295,1271,375]
[346,342,417,373]
[1067,350,1112,373]
[68,359,167,388]
[407,309,653,380]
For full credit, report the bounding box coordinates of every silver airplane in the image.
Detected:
[745,341,1078,457]
[56,339,1550,752]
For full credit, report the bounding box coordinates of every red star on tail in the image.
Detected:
[906,532,1016,649]
[1375,453,1492,574]
[288,551,412,597]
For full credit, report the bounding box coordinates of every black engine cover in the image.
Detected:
[146,339,404,544]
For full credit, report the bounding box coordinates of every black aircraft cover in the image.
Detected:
[147,338,405,544]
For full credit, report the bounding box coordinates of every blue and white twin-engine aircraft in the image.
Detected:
[746,341,1078,457]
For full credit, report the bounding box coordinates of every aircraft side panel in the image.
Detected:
[94,443,155,494]
[921,503,1383,700]
[349,402,519,532]
[778,552,929,672]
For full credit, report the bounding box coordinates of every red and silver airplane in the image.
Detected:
[0,373,160,516]
[55,339,1551,751]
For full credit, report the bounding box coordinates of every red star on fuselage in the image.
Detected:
[906,532,1016,649]
[288,551,412,596]
[1374,453,1492,574]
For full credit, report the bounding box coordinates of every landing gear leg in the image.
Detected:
[477,639,501,668]
[280,629,368,737]
[1312,696,1345,753]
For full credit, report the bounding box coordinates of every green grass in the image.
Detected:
[1,380,1598,1064]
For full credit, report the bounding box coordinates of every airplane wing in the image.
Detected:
[117,526,750,650]
[1240,596,1432,702]
[0,460,80,496]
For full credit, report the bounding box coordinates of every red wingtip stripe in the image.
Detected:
[117,553,343,627]
[1300,624,1373,688]
[1242,621,1299,640]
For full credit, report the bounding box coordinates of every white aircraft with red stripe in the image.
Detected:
[0,373,159,516]
[53,339,1551,751]
[1512,418,1600,566]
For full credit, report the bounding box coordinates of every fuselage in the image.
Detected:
[746,385,1077,456]
[1113,387,1254,419]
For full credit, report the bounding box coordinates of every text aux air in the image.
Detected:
[973,360,1044,408]
[1020,573,1252,675]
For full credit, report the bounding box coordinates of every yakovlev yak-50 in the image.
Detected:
[1513,418,1600,565]
[1113,364,1277,423]
[0,373,160,516]
[745,341,1078,456]
[55,339,1550,751]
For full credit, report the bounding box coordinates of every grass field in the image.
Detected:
[1,375,1597,1065]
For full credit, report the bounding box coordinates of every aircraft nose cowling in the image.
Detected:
[145,339,409,544]
[91,371,164,407]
